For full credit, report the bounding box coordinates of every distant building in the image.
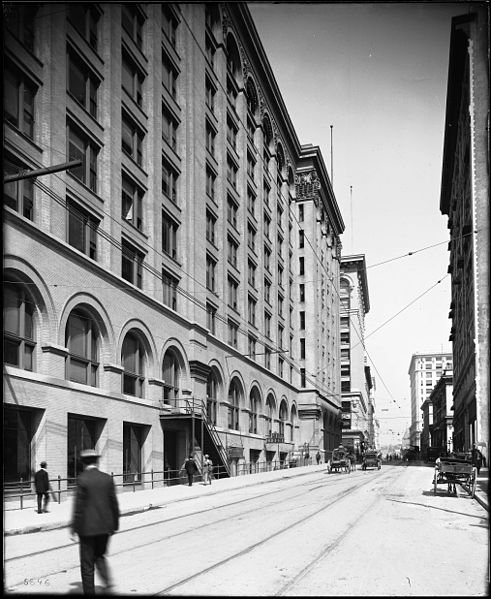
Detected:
[429,372,454,455]
[339,255,370,457]
[420,398,433,459]
[440,9,489,460]
[408,353,453,450]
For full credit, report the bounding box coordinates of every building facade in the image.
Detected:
[339,255,371,458]
[3,3,345,490]
[439,9,489,461]
[429,373,454,456]
[408,353,453,450]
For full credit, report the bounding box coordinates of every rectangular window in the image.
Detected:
[206,303,216,334]
[248,260,256,287]
[341,348,350,360]
[300,368,306,388]
[162,53,178,99]
[162,212,178,259]
[227,157,238,189]
[247,115,255,142]
[205,34,215,68]
[122,240,143,288]
[162,4,178,47]
[122,5,144,49]
[248,296,256,326]
[264,278,271,304]
[299,229,305,249]
[162,271,178,310]
[247,152,256,182]
[299,283,305,302]
[162,105,178,151]
[299,311,305,330]
[263,180,270,206]
[278,265,283,286]
[205,77,215,112]
[123,423,143,484]
[122,112,144,165]
[206,210,216,245]
[227,117,238,150]
[227,196,238,228]
[341,331,350,344]
[227,75,237,109]
[206,121,216,157]
[264,246,271,271]
[68,5,99,50]
[248,336,256,360]
[68,199,98,259]
[299,256,305,276]
[122,175,143,230]
[206,167,216,200]
[162,160,178,204]
[298,204,304,222]
[5,66,36,138]
[247,188,256,216]
[300,338,306,360]
[228,319,238,348]
[247,224,256,252]
[228,277,238,310]
[278,294,284,317]
[228,236,238,268]
[67,121,99,192]
[341,364,350,377]
[122,52,144,107]
[7,4,38,52]
[265,347,271,370]
[278,325,284,349]
[67,52,98,118]
[206,256,216,292]
[4,158,34,219]
[264,312,271,338]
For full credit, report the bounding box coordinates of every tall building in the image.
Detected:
[408,352,453,450]
[339,255,371,457]
[3,3,344,491]
[439,9,489,460]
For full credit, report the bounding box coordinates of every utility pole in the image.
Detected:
[3,160,82,183]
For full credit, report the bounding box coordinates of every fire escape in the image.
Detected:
[159,398,231,477]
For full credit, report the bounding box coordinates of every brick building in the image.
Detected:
[439,8,489,461]
[3,3,345,491]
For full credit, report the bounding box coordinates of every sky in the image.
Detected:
[248,1,473,441]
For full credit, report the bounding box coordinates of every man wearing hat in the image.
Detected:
[70,448,120,595]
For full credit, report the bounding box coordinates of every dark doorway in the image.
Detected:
[67,414,98,483]
[4,406,33,484]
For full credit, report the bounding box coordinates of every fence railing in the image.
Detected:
[4,458,315,509]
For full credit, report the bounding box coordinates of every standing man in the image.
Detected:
[315,451,321,465]
[202,454,213,485]
[184,454,198,486]
[70,449,120,595]
[34,461,51,514]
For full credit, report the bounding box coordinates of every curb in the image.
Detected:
[4,467,320,536]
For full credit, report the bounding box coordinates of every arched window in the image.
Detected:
[228,378,241,430]
[276,143,285,179]
[122,332,145,397]
[249,387,260,434]
[65,309,99,386]
[291,405,297,444]
[263,114,273,152]
[226,33,241,80]
[4,282,35,371]
[265,393,275,435]
[163,349,180,401]
[246,78,258,116]
[279,400,288,438]
[206,369,219,426]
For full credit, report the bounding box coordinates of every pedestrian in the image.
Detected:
[184,454,198,486]
[202,454,213,485]
[315,451,321,465]
[471,444,483,475]
[34,461,52,514]
[70,449,120,595]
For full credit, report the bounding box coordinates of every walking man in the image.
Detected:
[184,455,198,486]
[34,461,51,514]
[70,449,120,595]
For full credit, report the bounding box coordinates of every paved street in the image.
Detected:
[4,464,488,596]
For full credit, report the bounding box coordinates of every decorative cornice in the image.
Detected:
[41,343,68,357]
[189,360,211,383]
[103,363,124,374]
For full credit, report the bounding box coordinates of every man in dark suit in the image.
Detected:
[34,461,51,514]
[70,449,120,595]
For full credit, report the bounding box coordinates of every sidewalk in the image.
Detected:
[4,464,325,536]
[4,464,487,536]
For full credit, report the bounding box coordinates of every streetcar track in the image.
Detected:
[5,470,362,564]
[152,469,396,596]
[274,468,405,595]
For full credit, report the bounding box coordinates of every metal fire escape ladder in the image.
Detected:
[195,399,231,476]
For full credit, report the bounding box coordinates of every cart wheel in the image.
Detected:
[470,467,477,498]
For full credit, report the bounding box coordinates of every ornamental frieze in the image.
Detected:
[295,169,321,200]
